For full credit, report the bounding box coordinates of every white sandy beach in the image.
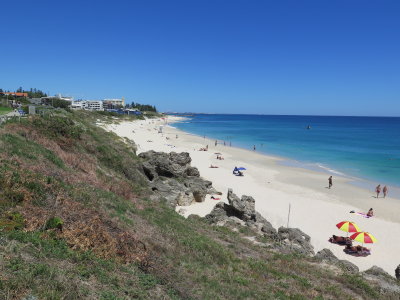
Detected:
[102,116,400,276]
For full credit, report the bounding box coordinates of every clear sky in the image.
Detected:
[1,0,399,116]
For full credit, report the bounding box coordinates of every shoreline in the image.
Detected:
[102,116,400,276]
[172,118,400,203]
[172,116,400,190]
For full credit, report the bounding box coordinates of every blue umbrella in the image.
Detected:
[237,167,246,170]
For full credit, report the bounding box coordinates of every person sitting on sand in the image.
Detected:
[367,208,374,217]
[375,184,381,198]
[233,167,238,174]
[210,165,218,168]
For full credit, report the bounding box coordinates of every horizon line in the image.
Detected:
[163,112,400,118]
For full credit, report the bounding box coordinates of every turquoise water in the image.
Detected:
[172,114,400,188]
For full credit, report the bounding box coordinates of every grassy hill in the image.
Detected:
[0,110,398,300]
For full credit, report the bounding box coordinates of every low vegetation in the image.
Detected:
[0,110,397,299]
[0,106,12,115]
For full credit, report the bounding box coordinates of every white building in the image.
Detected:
[71,100,103,111]
[102,98,125,107]
[55,94,74,101]
[84,100,103,111]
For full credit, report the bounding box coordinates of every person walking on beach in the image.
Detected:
[253,145,256,151]
[215,140,217,147]
[383,185,388,198]
[375,184,381,198]
[328,176,333,189]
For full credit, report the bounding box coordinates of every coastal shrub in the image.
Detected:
[32,115,83,139]
[45,217,63,230]
[0,212,24,231]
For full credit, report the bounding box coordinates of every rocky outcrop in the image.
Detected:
[206,189,317,255]
[362,266,400,295]
[227,189,256,221]
[206,189,277,237]
[276,227,315,256]
[139,151,216,206]
[314,249,359,274]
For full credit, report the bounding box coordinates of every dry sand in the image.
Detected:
[101,116,400,276]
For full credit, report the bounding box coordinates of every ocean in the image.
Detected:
[172,114,400,188]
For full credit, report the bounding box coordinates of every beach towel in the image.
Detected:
[350,211,372,218]
[356,212,372,218]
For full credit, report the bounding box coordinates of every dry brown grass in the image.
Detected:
[21,200,147,264]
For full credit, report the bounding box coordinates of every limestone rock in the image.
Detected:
[314,248,359,273]
[206,190,277,237]
[364,266,392,278]
[315,248,337,263]
[277,227,315,256]
[362,266,400,295]
[227,189,256,221]
[395,265,400,280]
[139,151,215,206]
[338,260,359,274]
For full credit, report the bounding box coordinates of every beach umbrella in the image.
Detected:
[237,167,246,171]
[350,232,377,244]
[336,221,361,236]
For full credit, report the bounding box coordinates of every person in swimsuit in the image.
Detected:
[375,184,381,198]
[328,176,333,189]
[367,208,374,217]
[383,185,388,198]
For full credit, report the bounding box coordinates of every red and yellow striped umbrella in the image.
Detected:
[350,232,377,244]
[336,221,361,233]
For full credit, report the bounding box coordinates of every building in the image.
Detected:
[102,98,125,109]
[55,94,74,101]
[105,108,142,115]
[84,100,103,111]
[71,100,103,111]
[0,92,28,98]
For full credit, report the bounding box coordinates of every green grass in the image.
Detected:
[0,133,65,168]
[0,106,12,115]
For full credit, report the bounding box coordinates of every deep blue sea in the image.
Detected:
[172,114,400,188]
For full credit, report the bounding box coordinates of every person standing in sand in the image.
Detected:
[328,176,333,189]
[383,185,388,198]
[375,184,381,198]
[253,145,256,151]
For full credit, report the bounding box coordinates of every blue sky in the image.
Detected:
[1,0,399,116]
